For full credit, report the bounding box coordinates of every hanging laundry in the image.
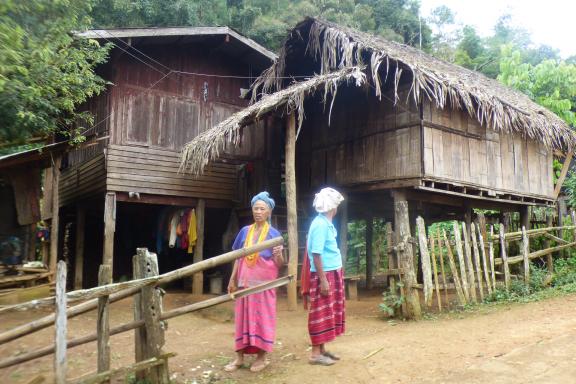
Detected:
[180,208,190,251]
[187,208,197,254]
[168,210,179,248]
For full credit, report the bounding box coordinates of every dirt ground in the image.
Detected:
[1,290,576,384]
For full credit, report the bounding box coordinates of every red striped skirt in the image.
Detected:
[308,269,345,345]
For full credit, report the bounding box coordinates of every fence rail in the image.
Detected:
[0,237,287,383]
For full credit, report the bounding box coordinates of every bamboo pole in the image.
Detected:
[429,234,442,311]
[102,192,116,269]
[453,222,470,302]
[74,206,86,290]
[491,225,576,241]
[285,113,298,311]
[54,261,67,384]
[416,217,433,307]
[442,230,466,305]
[0,238,283,345]
[192,199,205,295]
[489,226,496,290]
[0,276,293,370]
[499,225,511,291]
[521,226,530,285]
[478,223,492,294]
[462,222,477,303]
[545,214,554,273]
[470,223,484,301]
[436,229,449,305]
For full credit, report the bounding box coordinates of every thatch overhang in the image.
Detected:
[179,66,366,174]
[251,17,576,152]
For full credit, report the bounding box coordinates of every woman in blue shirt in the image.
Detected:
[306,187,345,366]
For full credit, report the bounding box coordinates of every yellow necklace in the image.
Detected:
[244,222,270,267]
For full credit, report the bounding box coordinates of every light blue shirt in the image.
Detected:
[307,213,342,272]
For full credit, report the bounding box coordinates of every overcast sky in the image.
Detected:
[419,0,576,58]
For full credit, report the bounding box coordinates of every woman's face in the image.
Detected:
[252,200,271,223]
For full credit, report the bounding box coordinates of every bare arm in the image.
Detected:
[228,260,239,293]
[312,253,330,296]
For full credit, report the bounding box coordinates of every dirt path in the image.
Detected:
[1,292,576,383]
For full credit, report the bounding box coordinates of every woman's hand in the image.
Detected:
[320,278,330,296]
[272,245,284,267]
[228,278,237,294]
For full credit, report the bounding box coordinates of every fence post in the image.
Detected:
[470,223,485,301]
[521,226,530,285]
[97,265,112,375]
[416,217,433,307]
[461,222,477,303]
[544,214,554,273]
[489,226,496,290]
[54,260,67,384]
[499,225,511,291]
[453,222,470,302]
[133,248,167,384]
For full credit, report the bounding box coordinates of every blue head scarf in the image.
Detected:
[251,191,275,210]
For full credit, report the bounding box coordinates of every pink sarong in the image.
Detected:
[234,255,278,354]
[308,268,345,345]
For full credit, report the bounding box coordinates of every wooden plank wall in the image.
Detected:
[106,145,238,201]
[60,154,106,206]
[299,85,421,190]
[422,100,553,198]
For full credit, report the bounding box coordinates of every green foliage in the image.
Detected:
[0,0,111,145]
[90,0,433,51]
[379,282,404,316]
[345,218,389,276]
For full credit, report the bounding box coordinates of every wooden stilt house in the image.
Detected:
[0,27,277,292]
[180,18,576,315]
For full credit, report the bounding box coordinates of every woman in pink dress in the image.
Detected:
[225,191,283,373]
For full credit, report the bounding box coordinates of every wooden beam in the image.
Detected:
[392,190,421,320]
[544,214,554,273]
[285,113,298,311]
[49,156,62,276]
[103,192,116,269]
[554,150,574,199]
[97,265,111,374]
[192,199,205,295]
[339,199,349,266]
[416,217,433,307]
[54,261,67,384]
[74,206,86,290]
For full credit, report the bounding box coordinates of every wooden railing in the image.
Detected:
[0,237,289,384]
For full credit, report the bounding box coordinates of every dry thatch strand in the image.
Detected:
[251,17,576,151]
[180,66,366,174]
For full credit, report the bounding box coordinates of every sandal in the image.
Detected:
[250,360,270,373]
[323,351,340,361]
[308,354,335,366]
[224,361,243,372]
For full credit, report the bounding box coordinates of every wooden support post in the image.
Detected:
[521,226,530,285]
[453,222,470,302]
[192,199,205,295]
[571,210,576,243]
[544,214,554,273]
[49,156,62,276]
[489,226,496,290]
[366,216,374,290]
[461,222,477,303]
[133,249,167,384]
[26,223,36,262]
[392,190,421,320]
[103,193,116,269]
[285,113,299,311]
[429,234,442,311]
[74,206,86,290]
[436,230,449,305]
[339,199,348,266]
[499,225,511,291]
[416,217,433,307]
[442,230,466,305]
[470,223,484,301]
[97,265,112,375]
[54,260,67,384]
[520,206,530,231]
[478,222,492,295]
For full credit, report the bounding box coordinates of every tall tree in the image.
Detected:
[0,0,110,148]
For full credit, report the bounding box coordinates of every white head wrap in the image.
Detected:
[313,187,344,213]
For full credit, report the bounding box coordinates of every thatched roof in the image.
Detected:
[180,66,366,174]
[252,18,576,150]
[181,17,575,174]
